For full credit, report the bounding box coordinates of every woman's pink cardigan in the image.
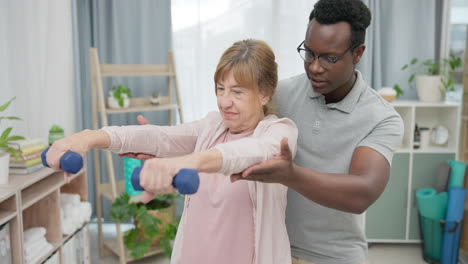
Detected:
[102,111,298,264]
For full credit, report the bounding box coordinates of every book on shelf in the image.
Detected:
[9,163,44,175]
[8,137,45,150]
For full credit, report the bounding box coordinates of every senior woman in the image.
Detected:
[45,39,298,264]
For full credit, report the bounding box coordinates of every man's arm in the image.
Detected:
[235,138,390,214]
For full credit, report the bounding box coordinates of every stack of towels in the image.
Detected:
[23,227,53,264]
[60,193,92,235]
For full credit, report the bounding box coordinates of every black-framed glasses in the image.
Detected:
[297,40,356,70]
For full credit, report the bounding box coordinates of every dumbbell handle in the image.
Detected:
[41,147,83,174]
[131,166,200,195]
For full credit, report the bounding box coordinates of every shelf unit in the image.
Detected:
[365,100,462,243]
[0,167,89,263]
[89,47,183,263]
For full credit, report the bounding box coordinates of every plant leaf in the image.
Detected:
[410,58,418,65]
[401,64,408,70]
[1,127,12,140]
[129,239,151,259]
[408,74,415,83]
[109,193,137,222]
[7,136,25,141]
[0,97,16,112]
[393,84,404,97]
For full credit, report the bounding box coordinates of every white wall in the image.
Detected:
[0,0,76,141]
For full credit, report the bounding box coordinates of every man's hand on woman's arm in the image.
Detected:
[236,138,391,214]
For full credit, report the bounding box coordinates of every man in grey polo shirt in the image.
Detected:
[236,0,404,263]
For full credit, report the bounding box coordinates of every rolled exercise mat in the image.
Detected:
[441,187,467,264]
[434,162,451,193]
[447,160,467,188]
[124,157,142,196]
[417,188,448,261]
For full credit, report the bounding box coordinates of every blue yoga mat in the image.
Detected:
[441,187,467,264]
[447,160,466,188]
[417,188,448,261]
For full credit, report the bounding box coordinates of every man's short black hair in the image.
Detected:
[309,0,371,49]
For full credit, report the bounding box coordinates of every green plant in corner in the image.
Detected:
[393,54,463,95]
[109,192,179,259]
[441,53,463,92]
[0,97,25,158]
[111,85,132,107]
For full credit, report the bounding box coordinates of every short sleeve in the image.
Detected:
[357,113,404,165]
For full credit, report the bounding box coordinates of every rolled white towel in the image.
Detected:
[24,236,47,254]
[64,203,81,222]
[60,193,80,206]
[25,238,52,263]
[78,202,92,225]
[26,241,53,264]
[62,217,79,236]
[23,227,46,245]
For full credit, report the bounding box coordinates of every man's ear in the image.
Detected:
[353,44,366,65]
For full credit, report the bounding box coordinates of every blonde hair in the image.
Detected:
[214,39,278,115]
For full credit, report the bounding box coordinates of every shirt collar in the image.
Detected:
[308,70,366,114]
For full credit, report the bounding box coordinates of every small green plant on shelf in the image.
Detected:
[393,54,463,94]
[110,85,132,107]
[109,192,179,259]
[0,97,25,158]
[150,90,161,105]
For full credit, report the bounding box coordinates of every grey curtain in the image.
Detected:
[358,0,443,100]
[72,0,172,219]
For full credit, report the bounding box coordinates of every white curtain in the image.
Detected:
[171,0,318,122]
[0,0,75,140]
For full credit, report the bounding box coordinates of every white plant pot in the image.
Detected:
[0,152,10,185]
[107,96,130,109]
[416,75,443,103]
[150,97,161,105]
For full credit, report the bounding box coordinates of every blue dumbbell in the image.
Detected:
[131,166,200,195]
[41,147,83,174]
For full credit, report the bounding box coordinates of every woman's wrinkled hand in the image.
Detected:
[46,130,91,172]
[139,157,181,203]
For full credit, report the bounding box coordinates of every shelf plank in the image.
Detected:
[104,97,180,114]
[104,238,163,261]
[7,167,56,190]
[21,173,63,210]
[0,187,15,203]
[413,147,458,154]
[392,100,461,107]
[100,180,125,201]
[100,64,175,77]
[0,210,16,226]
[14,169,85,210]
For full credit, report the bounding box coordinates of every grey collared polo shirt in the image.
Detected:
[275,71,403,264]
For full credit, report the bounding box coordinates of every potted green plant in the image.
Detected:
[109,192,179,259]
[108,85,132,109]
[441,54,463,102]
[0,97,25,184]
[393,54,462,103]
[48,124,65,146]
[150,90,160,105]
